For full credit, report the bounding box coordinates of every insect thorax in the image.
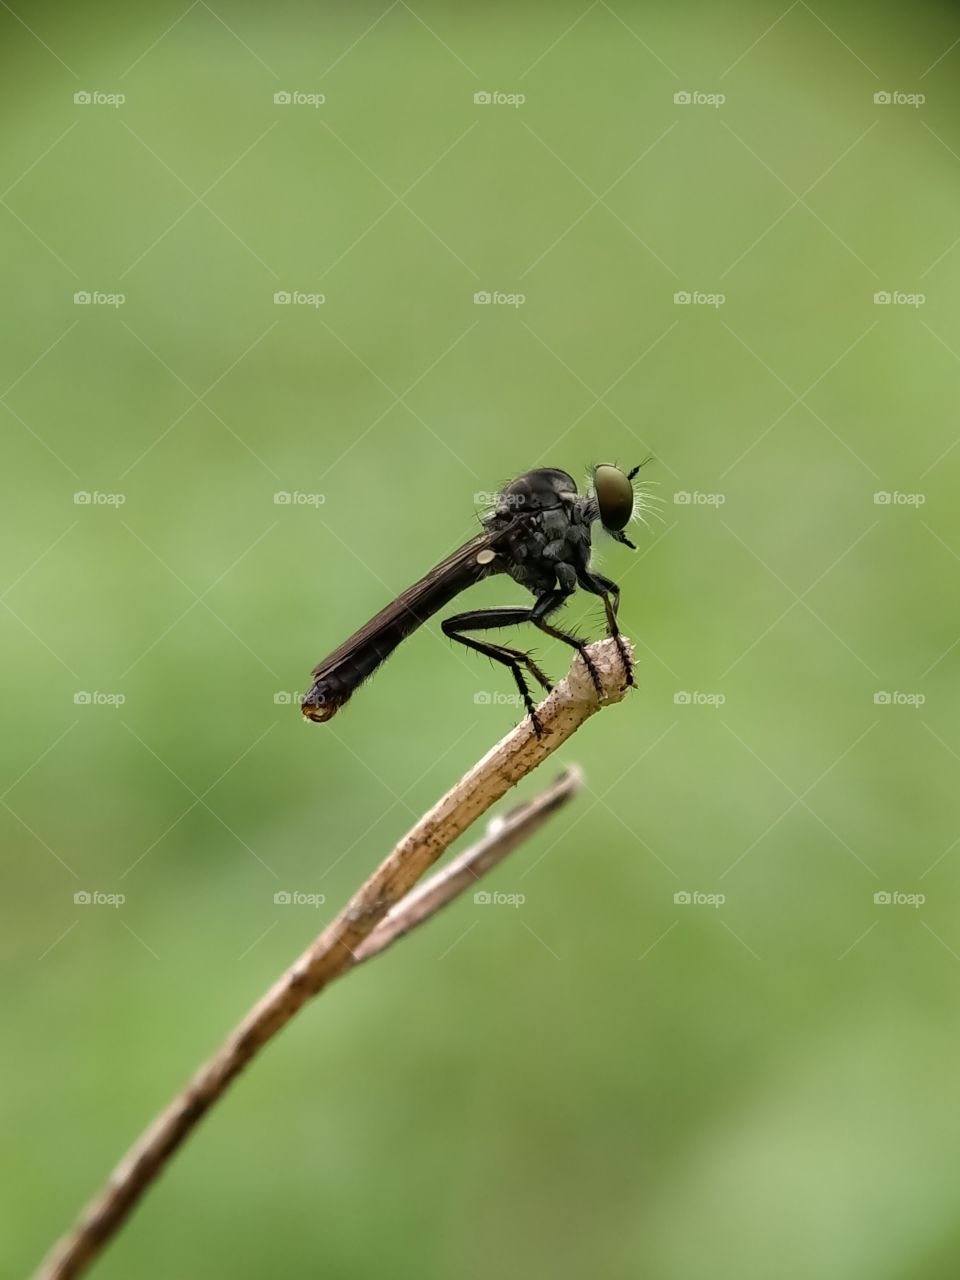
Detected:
[489,505,592,595]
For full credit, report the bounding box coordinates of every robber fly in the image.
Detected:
[302,463,654,736]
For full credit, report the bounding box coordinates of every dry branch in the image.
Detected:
[353,763,584,964]
[37,638,633,1280]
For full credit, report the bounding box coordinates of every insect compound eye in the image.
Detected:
[593,464,634,531]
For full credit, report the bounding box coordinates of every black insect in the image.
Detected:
[302,463,653,736]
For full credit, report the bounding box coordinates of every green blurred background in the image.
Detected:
[3,1,960,1276]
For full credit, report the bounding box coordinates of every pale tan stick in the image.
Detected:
[353,764,583,964]
[37,639,632,1280]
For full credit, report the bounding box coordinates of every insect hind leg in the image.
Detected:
[442,607,553,736]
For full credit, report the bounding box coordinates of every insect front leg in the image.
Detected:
[577,569,634,687]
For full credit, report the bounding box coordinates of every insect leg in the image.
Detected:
[442,607,553,736]
[576,570,634,687]
[530,589,605,698]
